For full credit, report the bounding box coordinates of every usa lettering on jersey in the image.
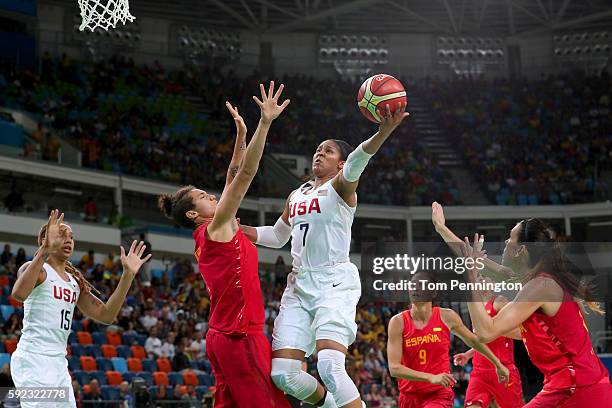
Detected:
[289,198,321,219]
[53,286,78,304]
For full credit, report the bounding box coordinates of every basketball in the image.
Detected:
[357,74,407,123]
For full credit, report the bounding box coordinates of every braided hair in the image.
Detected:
[38,223,98,295]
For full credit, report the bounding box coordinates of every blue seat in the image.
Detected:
[84,344,102,358]
[123,372,136,383]
[495,192,507,205]
[0,353,10,367]
[116,345,131,358]
[149,385,159,396]
[168,372,183,385]
[136,371,153,386]
[195,385,209,399]
[88,370,107,386]
[517,194,528,206]
[151,269,164,280]
[549,192,561,204]
[92,331,106,345]
[122,333,137,346]
[189,361,199,370]
[111,357,128,374]
[72,370,89,386]
[197,373,213,387]
[67,356,80,371]
[0,343,5,353]
[141,359,155,372]
[135,334,147,346]
[0,305,14,321]
[100,385,119,400]
[70,343,85,357]
[197,360,212,373]
[71,320,83,332]
[68,331,77,345]
[96,357,113,372]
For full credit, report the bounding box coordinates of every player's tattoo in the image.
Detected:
[240,140,246,151]
[229,166,239,178]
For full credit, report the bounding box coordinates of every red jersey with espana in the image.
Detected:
[472,297,515,371]
[399,307,452,395]
[193,223,264,335]
[519,275,609,390]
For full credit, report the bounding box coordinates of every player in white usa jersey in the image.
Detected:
[243,103,409,408]
[10,210,151,408]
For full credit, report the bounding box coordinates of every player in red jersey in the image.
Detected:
[387,271,510,408]
[433,201,524,408]
[159,82,291,407]
[460,218,612,408]
[453,287,524,408]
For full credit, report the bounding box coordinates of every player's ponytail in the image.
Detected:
[38,223,99,295]
[157,185,197,229]
[518,218,602,314]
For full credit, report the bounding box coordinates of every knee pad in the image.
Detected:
[317,349,360,407]
[271,358,318,400]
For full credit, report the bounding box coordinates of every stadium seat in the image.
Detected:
[116,345,131,358]
[79,356,97,372]
[189,361,199,370]
[107,331,122,346]
[122,333,137,346]
[1,305,15,321]
[95,357,113,372]
[84,344,102,358]
[182,371,198,386]
[156,358,171,373]
[0,343,5,353]
[137,371,153,386]
[72,370,89,386]
[195,385,209,399]
[68,356,80,371]
[106,371,122,386]
[92,331,106,345]
[130,345,146,359]
[3,339,17,354]
[0,276,10,287]
[100,385,120,401]
[168,372,183,386]
[76,331,93,345]
[135,334,147,346]
[68,331,77,345]
[0,353,10,368]
[518,194,528,206]
[88,370,107,386]
[528,194,539,205]
[153,371,169,386]
[71,319,83,332]
[101,344,117,358]
[70,343,85,357]
[142,359,156,372]
[197,373,213,387]
[127,358,143,372]
[111,357,128,374]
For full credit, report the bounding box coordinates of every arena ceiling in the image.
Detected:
[48,0,612,35]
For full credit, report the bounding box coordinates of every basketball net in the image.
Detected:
[78,0,135,31]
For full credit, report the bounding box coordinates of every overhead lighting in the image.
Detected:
[53,187,82,196]
[587,221,612,227]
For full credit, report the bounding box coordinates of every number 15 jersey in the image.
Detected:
[18,262,80,356]
[288,179,355,270]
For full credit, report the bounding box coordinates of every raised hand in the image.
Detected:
[431,201,446,230]
[43,209,65,255]
[225,101,247,139]
[252,81,290,124]
[379,102,409,135]
[461,234,486,282]
[120,240,152,277]
[453,352,470,367]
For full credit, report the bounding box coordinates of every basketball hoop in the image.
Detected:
[78,0,135,31]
